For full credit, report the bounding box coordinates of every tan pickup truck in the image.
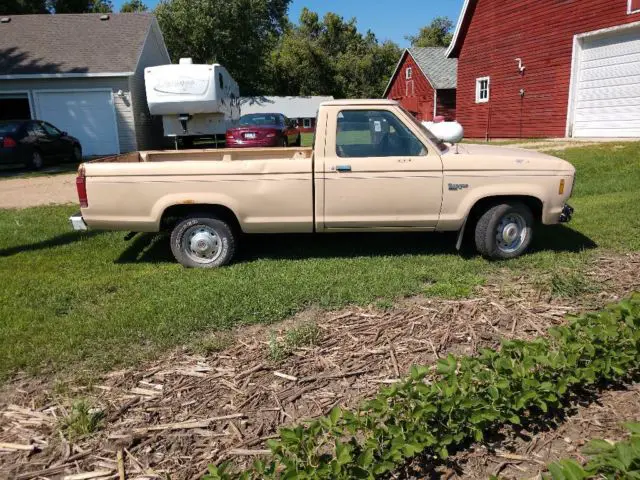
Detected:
[70,99,575,268]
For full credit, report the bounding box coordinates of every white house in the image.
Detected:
[0,13,171,155]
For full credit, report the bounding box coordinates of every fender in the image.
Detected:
[151,192,243,231]
[437,180,547,232]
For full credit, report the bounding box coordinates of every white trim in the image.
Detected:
[406,67,413,80]
[475,76,490,103]
[446,0,471,58]
[303,118,312,129]
[433,89,437,118]
[629,0,640,14]
[0,72,133,80]
[0,89,35,118]
[383,49,410,97]
[565,20,640,137]
[32,88,121,155]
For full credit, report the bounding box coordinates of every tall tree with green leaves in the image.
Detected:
[48,0,113,12]
[155,0,291,95]
[406,16,454,48]
[120,0,147,12]
[268,8,401,98]
[0,0,48,14]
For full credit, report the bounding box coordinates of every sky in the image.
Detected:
[111,0,465,48]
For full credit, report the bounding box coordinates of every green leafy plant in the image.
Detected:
[60,400,105,440]
[539,423,640,479]
[204,294,640,479]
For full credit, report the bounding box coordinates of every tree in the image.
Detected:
[406,16,454,48]
[268,8,401,98]
[120,0,146,12]
[0,0,48,14]
[48,0,113,13]
[155,0,291,95]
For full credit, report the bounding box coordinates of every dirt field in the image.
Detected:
[1,253,638,480]
[0,174,77,209]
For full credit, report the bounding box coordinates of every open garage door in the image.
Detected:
[33,90,119,156]
[571,25,640,138]
[0,93,32,121]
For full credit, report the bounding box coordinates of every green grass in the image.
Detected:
[0,142,639,381]
[301,132,314,147]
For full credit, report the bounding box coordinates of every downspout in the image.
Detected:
[433,89,437,119]
[485,102,492,142]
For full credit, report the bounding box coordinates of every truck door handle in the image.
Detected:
[335,165,352,172]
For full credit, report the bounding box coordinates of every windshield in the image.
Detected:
[239,114,281,126]
[0,121,21,135]
[399,107,448,153]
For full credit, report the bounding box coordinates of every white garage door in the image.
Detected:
[33,90,120,155]
[572,26,640,138]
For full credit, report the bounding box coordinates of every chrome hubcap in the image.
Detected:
[496,213,527,254]
[184,226,222,263]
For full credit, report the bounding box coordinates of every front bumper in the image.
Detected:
[559,204,574,223]
[69,212,88,231]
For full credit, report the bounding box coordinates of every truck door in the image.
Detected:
[322,108,443,229]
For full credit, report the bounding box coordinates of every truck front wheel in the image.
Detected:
[170,215,236,268]
[474,202,534,259]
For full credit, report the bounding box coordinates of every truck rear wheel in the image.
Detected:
[474,202,534,259]
[170,215,236,268]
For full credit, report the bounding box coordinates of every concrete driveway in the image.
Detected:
[0,173,78,209]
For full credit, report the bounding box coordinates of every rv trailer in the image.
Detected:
[145,58,240,147]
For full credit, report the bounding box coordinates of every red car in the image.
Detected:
[226,113,301,148]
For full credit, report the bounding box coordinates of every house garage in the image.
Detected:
[0,13,171,155]
[568,23,640,138]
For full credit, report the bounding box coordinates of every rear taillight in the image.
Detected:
[76,165,88,208]
[226,131,234,139]
[2,136,17,148]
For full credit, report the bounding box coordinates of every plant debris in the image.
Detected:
[1,254,638,479]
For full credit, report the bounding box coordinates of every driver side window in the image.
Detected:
[336,110,426,158]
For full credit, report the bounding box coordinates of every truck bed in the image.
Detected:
[88,147,313,164]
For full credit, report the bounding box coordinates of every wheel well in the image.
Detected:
[467,195,543,227]
[160,204,242,233]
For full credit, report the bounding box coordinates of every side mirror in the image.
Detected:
[61,131,68,137]
[422,121,464,144]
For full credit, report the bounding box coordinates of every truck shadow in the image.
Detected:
[115,225,596,265]
[0,231,103,258]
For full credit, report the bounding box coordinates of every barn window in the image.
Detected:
[303,118,312,129]
[406,67,413,80]
[629,0,640,13]
[476,77,490,103]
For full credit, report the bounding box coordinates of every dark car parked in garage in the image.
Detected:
[0,120,82,170]
[226,113,301,148]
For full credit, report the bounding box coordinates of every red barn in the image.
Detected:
[384,47,458,122]
[447,0,640,139]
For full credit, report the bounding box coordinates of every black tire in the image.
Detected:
[27,150,44,170]
[170,215,236,268]
[474,202,534,260]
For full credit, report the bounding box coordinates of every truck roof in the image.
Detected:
[320,99,399,107]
